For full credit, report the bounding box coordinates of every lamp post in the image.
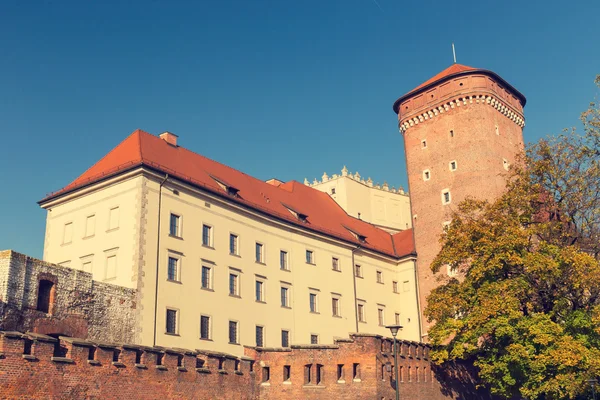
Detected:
[589,378,597,400]
[386,324,403,400]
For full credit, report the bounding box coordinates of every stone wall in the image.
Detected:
[0,250,136,343]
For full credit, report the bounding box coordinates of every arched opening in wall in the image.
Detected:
[37,280,55,314]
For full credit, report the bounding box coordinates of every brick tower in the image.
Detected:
[393,64,526,340]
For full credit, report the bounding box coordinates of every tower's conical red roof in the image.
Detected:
[408,64,476,95]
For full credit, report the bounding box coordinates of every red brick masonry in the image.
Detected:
[0,331,492,399]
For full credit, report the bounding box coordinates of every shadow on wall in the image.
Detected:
[433,361,501,400]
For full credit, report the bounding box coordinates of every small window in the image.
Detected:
[495,125,499,135]
[108,207,120,230]
[37,280,55,313]
[331,188,336,195]
[376,271,383,284]
[306,250,314,264]
[283,365,291,381]
[332,257,340,271]
[337,364,345,381]
[84,215,95,237]
[262,366,270,383]
[281,287,289,308]
[168,256,179,281]
[200,315,211,339]
[503,158,509,171]
[255,243,264,263]
[354,264,362,278]
[450,130,454,138]
[395,313,400,325]
[229,320,238,344]
[256,325,264,347]
[442,189,451,205]
[310,334,319,344]
[449,161,457,171]
[255,280,265,302]
[169,214,181,237]
[281,330,290,347]
[423,170,430,181]
[421,140,427,149]
[305,364,312,384]
[357,303,366,322]
[229,234,238,255]
[309,293,318,313]
[378,307,385,326]
[316,364,324,385]
[332,297,340,317]
[202,225,212,247]
[353,363,361,380]
[63,222,73,244]
[393,281,399,293]
[166,309,178,334]
[280,250,289,270]
[229,273,239,296]
[201,266,212,289]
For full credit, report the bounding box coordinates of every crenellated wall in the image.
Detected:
[0,331,492,399]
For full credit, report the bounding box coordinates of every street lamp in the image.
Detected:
[588,378,597,400]
[386,324,403,400]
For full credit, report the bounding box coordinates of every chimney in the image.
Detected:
[159,131,178,146]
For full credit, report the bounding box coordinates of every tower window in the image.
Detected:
[450,130,454,138]
[421,140,427,149]
[37,280,55,314]
[423,170,430,181]
[495,125,499,135]
[503,159,509,171]
[331,188,336,195]
[449,161,457,171]
[442,189,451,205]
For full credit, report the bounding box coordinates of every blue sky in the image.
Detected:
[1,0,598,258]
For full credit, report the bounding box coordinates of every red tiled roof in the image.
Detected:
[40,130,415,258]
[407,63,476,95]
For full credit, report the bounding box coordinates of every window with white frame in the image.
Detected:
[423,169,431,181]
[378,307,385,326]
[357,302,366,323]
[332,296,341,317]
[256,325,265,347]
[200,315,211,339]
[310,334,319,344]
[395,313,401,325]
[84,215,95,238]
[229,234,239,255]
[441,189,451,205]
[229,320,238,344]
[166,308,178,334]
[306,250,314,264]
[309,292,318,313]
[376,270,383,284]
[332,257,340,271]
[354,264,363,278]
[281,286,290,308]
[108,206,120,231]
[280,250,289,270]
[256,242,264,263]
[393,281,399,293]
[449,160,457,171]
[229,272,240,296]
[421,139,427,149]
[201,265,212,289]
[169,213,181,237]
[255,279,265,302]
[202,224,213,247]
[167,256,180,282]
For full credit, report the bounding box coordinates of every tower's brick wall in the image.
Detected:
[396,71,526,338]
[0,331,492,399]
[0,250,136,343]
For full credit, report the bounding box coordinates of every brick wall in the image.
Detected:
[0,250,136,343]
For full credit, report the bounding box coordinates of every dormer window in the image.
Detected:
[210,175,240,197]
[344,226,367,243]
[282,203,308,223]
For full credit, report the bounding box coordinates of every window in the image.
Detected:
[169,213,180,237]
[503,158,509,170]
[393,281,399,293]
[255,243,264,263]
[449,160,457,171]
[305,365,312,384]
[442,189,451,205]
[82,259,92,273]
[331,188,336,195]
[403,280,410,292]
[229,273,239,296]
[229,234,238,255]
[166,309,178,334]
[255,280,264,302]
[108,207,120,230]
[316,364,324,385]
[353,363,361,380]
[450,129,454,138]
[105,253,117,280]
[423,169,430,181]
[337,364,345,381]
[262,367,270,383]
[395,313,401,325]
[283,365,291,381]
[332,297,340,317]
[495,125,499,135]
[354,264,363,278]
[202,224,212,247]
[281,330,290,347]
[36,280,55,313]
[332,257,340,271]
[306,250,314,264]
[84,215,95,237]
[309,293,318,313]
[376,270,383,283]
[378,307,385,326]
[168,257,179,281]
[281,287,289,307]
[201,266,212,289]
[229,321,238,344]
[280,250,288,270]
[256,325,264,347]
[421,139,427,149]
[200,315,211,339]
[63,222,73,244]
[310,334,319,344]
[357,303,366,322]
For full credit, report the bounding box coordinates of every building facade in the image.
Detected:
[38,131,420,355]
[304,166,412,233]
[393,64,526,339]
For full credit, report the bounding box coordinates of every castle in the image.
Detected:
[0,63,525,398]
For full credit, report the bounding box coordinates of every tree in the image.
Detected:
[425,76,600,400]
